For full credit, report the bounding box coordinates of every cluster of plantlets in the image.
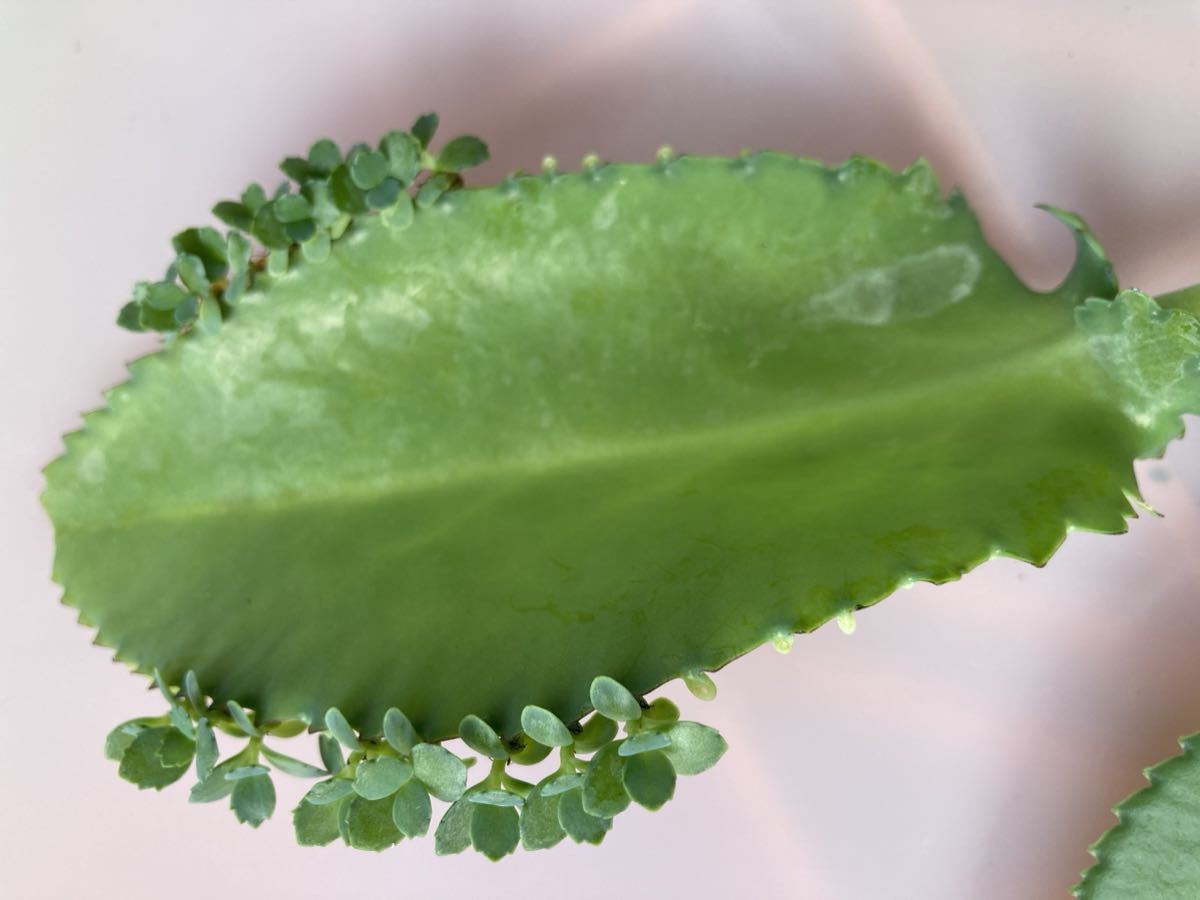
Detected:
[107,671,726,858]
[116,112,488,335]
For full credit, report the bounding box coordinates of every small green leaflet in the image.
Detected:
[661,721,727,775]
[520,706,573,748]
[232,773,276,827]
[412,743,467,802]
[469,804,520,861]
[391,780,432,838]
[353,757,413,800]
[261,745,327,778]
[621,750,676,810]
[293,797,341,847]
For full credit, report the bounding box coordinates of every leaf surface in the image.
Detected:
[1076,733,1200,898]
[44,155,1200,737]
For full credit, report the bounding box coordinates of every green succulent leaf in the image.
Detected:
[212,200,252,230]
[188,744,256,803]
[556,789,611,845]
[261,745,327,778]
[542,773,583,797]
[230,777,274,830]
[459,714,509,761]
[380,192,414,230]
[302,778,355,806]
[307,138,341,175]
[240,183,268,214]
[344,794,403,851]
[412,743,467,802]
[618,731,672,757]
[348,150,389,191]
[116,301,143,332]
[266,247,289,277]
[434,798,473,856]
[174,253,210,296]
[293,797,342,847]
[118,726,193,790]
[508,735,554,767]
[353,756,413,800]
[382,708,418,755]
[265,719,308,738]
[590,676,642,722]
[105,719,151,761]
[172,294,200,328]
[170,227,228,281]
[323,708,360,751]
[47,148,1200,768]
[273,194,312,224]
[365,177,401,210]
[279,157,317,183]
[415,172,454,208]
[520,779,567,850]
[1075,732,1200,898]
[521,706,573,748]
[435,135,489,173]
[470,803,520,861]
[226,231,251,273]
[143,280,186,311]
[661,721,727,775]
[328,164,367,215]
[183,670,204,711]
[317,734,345,774]
[379,130,421,185]
[410,112,438,149]
[231,773,275,827]
[301,231,330,264]
[468,790,523,808]
[582,742,631,818]
[642,697,680,726]
[194,719,218,781]
[196,296,221,336]
[225,765,270,780]
[621,749,676,811]
[251,203,290,250]
[391,779,432,838]
[226,700,260,737]
[573,713,619,753]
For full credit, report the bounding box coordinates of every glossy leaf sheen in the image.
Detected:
[44,155,1200,741]
[1076,733,1200,898]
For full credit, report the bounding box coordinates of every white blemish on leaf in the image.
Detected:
[796,244,981,326]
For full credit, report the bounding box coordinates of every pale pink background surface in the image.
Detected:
[3,2,1199,898]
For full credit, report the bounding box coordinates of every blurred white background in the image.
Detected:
[2,2,1199,898]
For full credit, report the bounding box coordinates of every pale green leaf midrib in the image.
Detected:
[57,332,1090,535]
